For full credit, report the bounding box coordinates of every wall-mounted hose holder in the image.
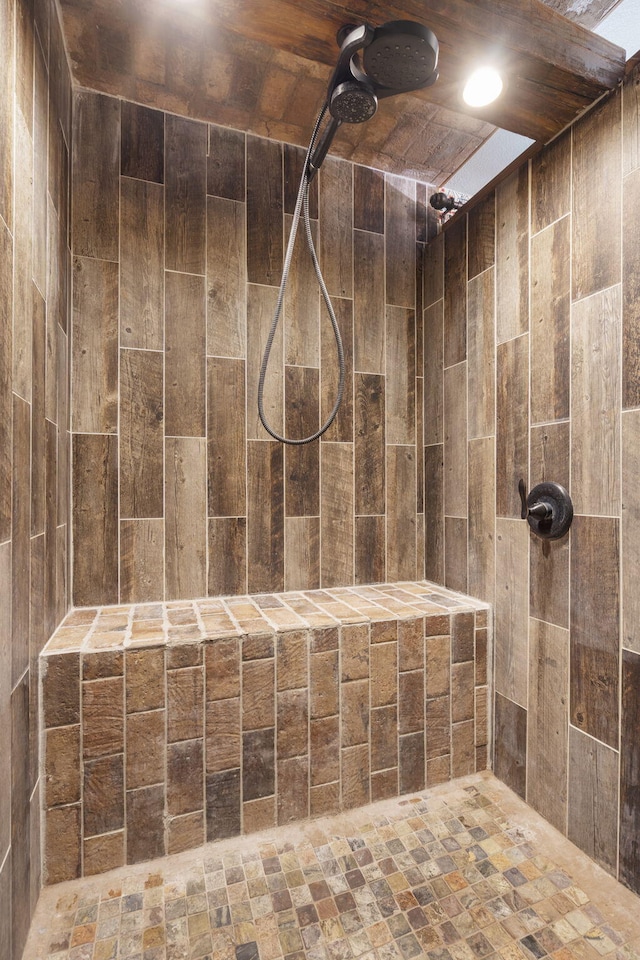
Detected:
[518,479,573,541]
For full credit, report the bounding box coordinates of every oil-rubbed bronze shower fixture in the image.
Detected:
[518,479,573,541]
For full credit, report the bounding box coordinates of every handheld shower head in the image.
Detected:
[330,79,377,123]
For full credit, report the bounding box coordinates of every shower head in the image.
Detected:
[362,21,439,93]
[329,20,439,111]
[307,20,438,178]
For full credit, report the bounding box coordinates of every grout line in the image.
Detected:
[565,120,574,841]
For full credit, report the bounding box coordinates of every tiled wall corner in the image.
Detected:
[1,1,72,957]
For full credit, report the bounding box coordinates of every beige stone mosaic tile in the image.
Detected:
[25,774,640,960]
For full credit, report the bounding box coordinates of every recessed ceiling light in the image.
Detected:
[463,66,503,107]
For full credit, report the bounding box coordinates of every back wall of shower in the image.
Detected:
[71,90,437,605]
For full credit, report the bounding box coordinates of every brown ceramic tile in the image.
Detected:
[83,832,125,877]
[119,348,164,519]
[398,619,423,672]
[45,804,81,884]
[121,101,164,182]
[570,516,620,748]
[247,135,283,286]
[167,667,204,742]
[82,678,124,759]
[310,717,340,786]
[72,92,119,261]
[398,671,424,735]
[242,634,274,661]
[206,768,241,841]
[572,92,621,302]
[243,796,276,834]
[426,636,451,699]
[341,744,369,810]
[206,698,241,774]
[83,754,124,838]
[45,725,80,807]
[165,436,207,601]
[277,690,308,759]
[452,612,475,662]
[496,165,529,343]
[208,124,245,201]
[126,784,166,863]
[165,114,207,275]
[310,651,339,719]
[341,679,370,747]
[494,693,527,800]
[426,696,451,760]
[242,659,275,730]
[372,768,399,801]
[452,720,475,778]
[427,754,451,786]
[341,624,369,681]
[277,758,309,824]
[167,644,202,670]
[354,165,384,233]
[208,518,247,597]
[310,627,338,653]
[164,270,206,438]
[43,653,80,727]
[475,629,488,686]
[370,642,397,708]
[371,706,398,772]
[126,648,165,714]
[276,632,307,691]
[82,651,123,681]
[168,739,204,815]
[243,729,275,802]
[205,639,240,701]
[310,781,340,816]
[452,662,475,723]
[399,731,425,793]
[168,811,205,855]
[126,710,165,789]
[425,614,450,637]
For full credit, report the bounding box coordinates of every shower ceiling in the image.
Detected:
[58,0,626,184]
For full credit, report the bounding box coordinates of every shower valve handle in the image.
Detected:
[518,478,573,541]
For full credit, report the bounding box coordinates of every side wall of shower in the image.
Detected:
[425,65,640,896]
[71,89,437,606]
[0,1,73,958]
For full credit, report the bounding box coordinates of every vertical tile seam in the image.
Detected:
[204,124,210,598]
[116,98,123,605]
[566,121,574,842]
[243,129,249,596]
[524,155,532,807]
[491,190,498,773]
[383,174,388,585]
[616,81,625,883]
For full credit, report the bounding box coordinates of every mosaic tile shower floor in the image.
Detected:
[25,774,640,960]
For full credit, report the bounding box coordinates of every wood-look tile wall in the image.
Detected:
[70,90,437,605]
[424,62,640,897]
[0,1,72,957]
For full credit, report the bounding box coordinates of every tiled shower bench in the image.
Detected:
[40,581,491,883]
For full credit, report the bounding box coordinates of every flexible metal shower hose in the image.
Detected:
[257,104,346,445]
